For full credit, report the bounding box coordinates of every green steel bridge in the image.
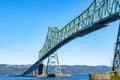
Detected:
[23,0,120,76]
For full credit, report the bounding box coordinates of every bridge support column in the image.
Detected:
[29,72,32,76]
[33,70,36,77]
[113,22,120,71]
[38,63,44,75]
[35,68,38,75]
[46,51,61,75]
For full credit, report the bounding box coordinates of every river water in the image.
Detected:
[0,75,89,80]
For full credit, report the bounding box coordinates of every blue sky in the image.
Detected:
[0,0,119,66]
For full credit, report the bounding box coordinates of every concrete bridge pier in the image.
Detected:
[32,63,44,77]
[23,63,45,77]
[38,64,44,75]
[35,68,38,75]
[36,63,47,77]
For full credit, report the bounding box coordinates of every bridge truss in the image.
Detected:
[23,0,120,76]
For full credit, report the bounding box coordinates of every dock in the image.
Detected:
[90,71,120,80]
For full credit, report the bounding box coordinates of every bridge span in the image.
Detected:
[23,0,120,77]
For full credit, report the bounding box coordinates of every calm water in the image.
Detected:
[0,75,89,80]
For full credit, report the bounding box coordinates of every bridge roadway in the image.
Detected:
[23,0,120,76]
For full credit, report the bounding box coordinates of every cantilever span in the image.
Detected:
[23,0,120,76]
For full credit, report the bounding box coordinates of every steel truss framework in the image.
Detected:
[112,23,120,71]
[23,0,120,75]
[46,52,61,74]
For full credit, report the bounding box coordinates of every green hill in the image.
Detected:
[0,64,111,76]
